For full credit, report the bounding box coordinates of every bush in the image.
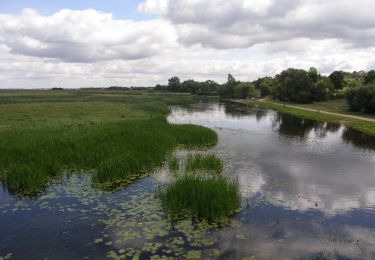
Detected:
[345,84,375,113]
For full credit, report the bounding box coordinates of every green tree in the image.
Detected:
[275,68,314,103]
[168,76,181,92]
[312,77,333,101]
[329,71,345,90]
[364,70,375,85]
[308,67,320,83]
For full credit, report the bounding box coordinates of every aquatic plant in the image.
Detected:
[0,91,218,195]
[168,157,180,173]
[157,174,241,223]
[185,154,223,174]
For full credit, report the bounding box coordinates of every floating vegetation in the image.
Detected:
[185,154,223,174]
[157,175,241,223]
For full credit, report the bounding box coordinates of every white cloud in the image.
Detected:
[139,0,375,49]
[0,1,374,88]
[0,8,177,62]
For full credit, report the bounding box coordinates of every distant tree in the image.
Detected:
[345,84,375,113]
[312,77,333,101]
[308,67,320,83]
[219,74,238,98]
[364,70,375,85]
[168,76,181,92]
[255,77,274,97]
[329,71,345,90]
[275,68,314,103]
[234,82,255,99]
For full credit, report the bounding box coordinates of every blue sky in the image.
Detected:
[0,0,150,20]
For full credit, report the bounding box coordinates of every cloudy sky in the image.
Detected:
[0,0,374,89]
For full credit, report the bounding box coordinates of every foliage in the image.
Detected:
[0,91,218,195]
[329,71,346,90]
[364,70,375,85]
[275,68,315,103]
[312,78,334,101]
[156,77,221,95]
[156,174,241,223]
[345,84,375,113]
[185,154,223,174]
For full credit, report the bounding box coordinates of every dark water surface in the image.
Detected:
[1,102,375,259]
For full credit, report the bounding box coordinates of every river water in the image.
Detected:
[1,101,375,259]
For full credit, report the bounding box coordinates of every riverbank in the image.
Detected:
[234,99,375,136]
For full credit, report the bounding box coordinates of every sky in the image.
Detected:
[0,0,374,89]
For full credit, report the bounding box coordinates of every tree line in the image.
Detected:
[155,68,375,113]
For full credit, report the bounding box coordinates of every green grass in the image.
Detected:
[0,90,218,195]
[243,99,375,136]
[168,157,180,173]
[157,174,241,223]
[185,154,223,174]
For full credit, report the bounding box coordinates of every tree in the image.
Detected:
[308,67,320,83]
[254,77,274,97]
[329,71,345,90]
[219,74,238,98]
[345,84,375,113]
[312,77,333,101]
[168,76,181,92]
[234,82,255,99]
[275,68,314,103]
[364,70,375,85]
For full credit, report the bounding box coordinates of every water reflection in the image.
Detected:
[168,101,375,258]
[168,102,375,217]
[1,101,375,259]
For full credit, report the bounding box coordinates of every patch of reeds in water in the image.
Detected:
[157,174,241,223]
[185,154,223,174]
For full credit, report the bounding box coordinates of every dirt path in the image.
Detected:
[236,99,375,123]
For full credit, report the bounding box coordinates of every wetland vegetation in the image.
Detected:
[0,90,217,195]
[2,91,375,259]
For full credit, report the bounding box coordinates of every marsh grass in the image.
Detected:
[185,154,223,174]
[157,174,241,223]
[168,157,180,173]
[0,91,218,195]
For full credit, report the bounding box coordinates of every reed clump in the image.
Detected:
[185,154,223,174]
[157,174,241,223]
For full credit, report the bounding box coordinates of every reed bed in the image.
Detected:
[0,91,218,195]
[185,154,223,174]
[157,174,241,223]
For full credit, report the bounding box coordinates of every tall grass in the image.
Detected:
[157,175,241,223]
[185,154,223,174]
[0,91,218,195]
[168,157,180,173]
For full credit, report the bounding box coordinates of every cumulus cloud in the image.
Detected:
[0,1,374,88]
[139,0,375,49]
[0,8,177,62]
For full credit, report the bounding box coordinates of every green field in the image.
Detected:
[0,90,218,195]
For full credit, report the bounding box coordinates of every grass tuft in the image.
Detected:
[157,174,241,223]
[185,154,223,174]
[168,157,180,173]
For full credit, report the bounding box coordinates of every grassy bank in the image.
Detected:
[0,90,218,195]
[240,99,375,136]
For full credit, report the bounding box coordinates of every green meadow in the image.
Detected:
[0,90,218,195]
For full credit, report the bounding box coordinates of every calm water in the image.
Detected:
[1,102,375,259]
